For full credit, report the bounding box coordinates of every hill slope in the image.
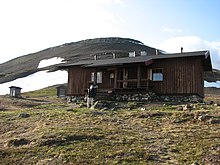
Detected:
[204,69,220,82]
[0,37,157,84]
[0,37,219,84]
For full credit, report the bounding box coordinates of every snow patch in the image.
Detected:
[38,57,64,68]
[0,70,67,95]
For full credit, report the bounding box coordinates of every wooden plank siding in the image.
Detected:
[67,56,205,97]
[67,67,89,96]
[67,66,118,96]
[151,57,204,97]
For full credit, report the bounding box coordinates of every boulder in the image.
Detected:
[18,113,30,118]
[7,138,29,147]
[209,118,220,124]
[198,115,211,121]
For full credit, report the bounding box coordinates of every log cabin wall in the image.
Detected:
[67,56,205,97]
[68,66,117,95]
[67,66,92,96]
[150,57,204,97]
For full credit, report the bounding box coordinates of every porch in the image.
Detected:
[114,79,153,94]
[89,65,154,97]
[95,79,153,100]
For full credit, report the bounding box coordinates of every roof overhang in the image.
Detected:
[58,50,212,71]
[9,86,22,89]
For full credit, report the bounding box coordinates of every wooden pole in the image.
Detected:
[137,65,141,88]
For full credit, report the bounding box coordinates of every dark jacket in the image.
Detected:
[88,85,97,97]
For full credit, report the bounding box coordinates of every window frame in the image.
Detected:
[91,72,95,82]
[97,72,102,83]
[149,68,163,81]
[91,71,102,84]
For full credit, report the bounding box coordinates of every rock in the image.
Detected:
[67,96,83,103]
[147,154,160,161]
[91,102,104,109]
[7,138,29,147]
[191,162,199,165]
[142,97,149,101]
[177,106,183,111]
[209,118,220,124]
[79,103,86,108]
[140,107,146,111]
[198,115,211,121]
[164,96,170,102]
[192,104,197,109]
[183,104,191,111]
[210,101,214,105]
[90,101,99,109]
[18,113,30,118]
[104,92,203,103]
[190,95,199,103]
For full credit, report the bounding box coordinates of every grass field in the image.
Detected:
[0,87,220,165]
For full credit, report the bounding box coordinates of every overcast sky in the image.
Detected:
[0,0,220,94]
[0,0,220,68]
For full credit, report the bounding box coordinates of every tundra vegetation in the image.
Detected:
[0,86,220,165]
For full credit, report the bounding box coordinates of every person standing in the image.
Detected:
[87,83,98,108]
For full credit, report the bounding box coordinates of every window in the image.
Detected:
[91,72,102,83]
[97,72,102,83]
[91,72,95,82]
[110,73,114,79]
[150,68,163,81]
[129,51,135,57]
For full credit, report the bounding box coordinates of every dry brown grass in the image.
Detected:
[0,89,220,164]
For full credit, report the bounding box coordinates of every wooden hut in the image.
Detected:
[59,50,212,99]
[56,84,67,98]
[9,86,22,97]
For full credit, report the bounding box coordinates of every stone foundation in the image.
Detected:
[114,93,203,103]
[67,96,85,103]
[67,93,203,103]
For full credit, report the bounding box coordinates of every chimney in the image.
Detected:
[94,55,97,60]
[181,47,183,53]
[112,52,116,59]
[156,49,159,55]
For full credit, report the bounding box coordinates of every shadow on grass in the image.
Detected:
[19,97,50,103]
[40,134,104,147]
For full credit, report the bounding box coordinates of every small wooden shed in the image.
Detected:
[56,84,67,98]
[9,86,22,97]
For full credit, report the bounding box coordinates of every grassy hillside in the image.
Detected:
[0,87,220,164]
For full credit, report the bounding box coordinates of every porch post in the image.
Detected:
[114,67,118,88]
[94,69,97,84]
[137,65,141,88]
